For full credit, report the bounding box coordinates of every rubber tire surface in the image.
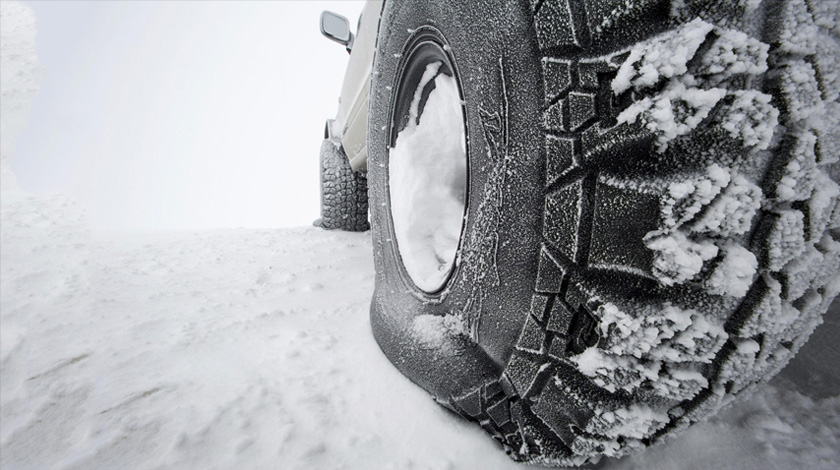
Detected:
[368,0,840,466]
[318,139,370,232]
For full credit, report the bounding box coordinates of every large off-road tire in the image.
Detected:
[317,139,370,232]
[368,0,839,466]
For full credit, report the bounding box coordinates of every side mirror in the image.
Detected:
[320,11,354,52]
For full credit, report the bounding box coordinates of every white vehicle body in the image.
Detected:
[324,1,383,172]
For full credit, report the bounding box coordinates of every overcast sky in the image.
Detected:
[14,0,365,230]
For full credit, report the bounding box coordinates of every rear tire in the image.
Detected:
[317,139,369,232]
[368,0,840,466]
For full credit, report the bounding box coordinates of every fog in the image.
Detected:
[14,0,365,230]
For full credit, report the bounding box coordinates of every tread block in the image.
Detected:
[454,388,483,417]
[751,209,806,271]
[589,179,660,275]
[544,180,584,263]
[579,121,654,168]
[800,173,840,241]
[487,398,513,427]
[582,0,671,48]
[764,132,817,202]
[546,300,575,335]
[505,354,549,398]
[532,378,594,449]
[516,315,547,355]
[715,339,761,395]
[484,381,504,402]
[727,275,786,338]
[810,0,840,36]
[693,29,769,84]
[782,245,824,301]
[767,0,819,56]
[578,54,626,90]
[546,135,577,187]
[671,0,759,32]
[531,294,552,323]
[813,32,840,102]
[547,334,569,361]
[688,174,762,238]
[813,235,840,291]
[536,245,569,294]
[544,98,567,132]
[542,58,574,103]
[717,90,779,152]
[814,102,840,165]
[535,0,582,50]
[568,92,598,131]
[772,61,824,124]
[611,18,714,95]
[564,276,595,312]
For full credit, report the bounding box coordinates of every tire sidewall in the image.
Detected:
[368,0,544,367]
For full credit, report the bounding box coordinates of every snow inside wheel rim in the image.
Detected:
[388,36,467,294]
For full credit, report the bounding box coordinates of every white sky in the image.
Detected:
[14,0,365,230]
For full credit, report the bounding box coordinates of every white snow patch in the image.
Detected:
[412,313,468,350]
[612,18,714,95]
[705,243,757,298]
[661,164,730,230]
[720,90,779,151]
[592,303,727,370]
[646,232,718,286]
[580,301,727,399]
[775,0,820,56]
[689,174,762,237]
[389,63,467,293]
[765,210,806,271]
[617,81,726,153]
[696,29,769,83]
[779,61,824,122]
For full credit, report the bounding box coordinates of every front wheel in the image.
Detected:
[367,0,840,466]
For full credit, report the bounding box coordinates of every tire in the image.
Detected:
[368,0,840,466]
[317,139,370,232]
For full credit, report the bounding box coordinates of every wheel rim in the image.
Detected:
[387,28,468,294]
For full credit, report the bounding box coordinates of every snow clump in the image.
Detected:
[705,243,758,298]
[689,174,762,237]
[695,29,769,83]
[646,232,718,286]
[572,302,727,400]
[720,90,779,151]
[389,63,467,292]
[617,81,726,153]
[412,313,468,350]
[612,18,714,95]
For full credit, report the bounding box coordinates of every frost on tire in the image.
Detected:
[486,0,838,465]
[317,139,369,232]
[369,0,840,467]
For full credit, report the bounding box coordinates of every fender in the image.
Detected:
[322,1,383,172]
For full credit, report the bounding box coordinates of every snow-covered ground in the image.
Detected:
[2,169,840,470]
[2,2,839,469]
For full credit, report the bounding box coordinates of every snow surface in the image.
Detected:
[389,63,467,292]
[2,3,839,469]
[2,199,838,469]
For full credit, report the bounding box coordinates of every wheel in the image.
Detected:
[367,0,840,466]
[316,139,370,232]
